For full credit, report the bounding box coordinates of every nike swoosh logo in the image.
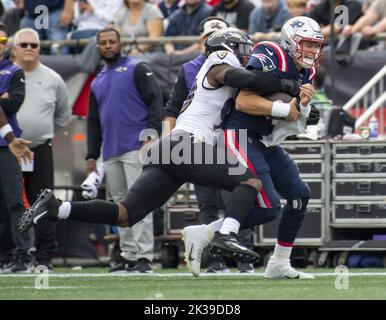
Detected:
[146,72,153,76]
[33,211,47,224]
[188,245,194,262]
[266,49,274,56]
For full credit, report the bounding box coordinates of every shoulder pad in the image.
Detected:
[252,41,289,72]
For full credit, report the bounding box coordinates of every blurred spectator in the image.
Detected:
[306,0,323,11]
[0,23,33,273]
[164,0,211,55]
[342,0,386,38]
[158,0,180,30]
[116,0,164,55]
[0,2,4,19]
[286,0,308,17]
[206,0,221,6]
[71,0,121,40]
[86,28,163,273]
[308,0,362,38]
[14,28,72,270]
[1,0,16,10]
[20,0,74,53]
[248,0,290,42]
[362,0,376,12]
[210,0,255,31]
[1,0,24,37]
[253,0,308,40]
[159,0,180,18]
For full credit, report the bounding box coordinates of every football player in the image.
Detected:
[222,16,325,279]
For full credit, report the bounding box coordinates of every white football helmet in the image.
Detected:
[281,16,325,69]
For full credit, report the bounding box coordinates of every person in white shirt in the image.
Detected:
[71,0,122,40]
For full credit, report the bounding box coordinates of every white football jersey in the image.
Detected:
[172,50,241,145]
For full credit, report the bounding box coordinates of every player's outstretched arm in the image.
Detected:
[206,64,300,96]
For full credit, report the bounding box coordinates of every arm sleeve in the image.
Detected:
[85,91,102,160]
[238,2,255,31]
[347,1,363,24]
[54,76,72,131]
[223,68,285,95]
[0,69,25,114]
[164,70,189,118]
[134,63,163,135]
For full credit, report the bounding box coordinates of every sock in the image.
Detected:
[205,219,223,234]
[58,201,71,219]
[69,200,120,225]
[225,184,258,222]
[273,242,293,261]
[219,217,240,235]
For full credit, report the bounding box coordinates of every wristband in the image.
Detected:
[271,101,290,118]
[0,124,12,139]
[300,103,311,117]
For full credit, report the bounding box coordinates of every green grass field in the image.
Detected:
[1,267,386,300]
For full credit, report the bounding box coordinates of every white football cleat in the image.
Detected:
[182,225,213,277]
[264,256,315,280]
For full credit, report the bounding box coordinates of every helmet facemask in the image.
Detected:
[292,35,325,69]
[223,40,253,66]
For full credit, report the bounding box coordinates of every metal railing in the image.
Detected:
[40,35,201,51]
[39,32,386,51]
[342,63,386,132]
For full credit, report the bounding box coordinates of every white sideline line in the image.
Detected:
[1,272,386,278]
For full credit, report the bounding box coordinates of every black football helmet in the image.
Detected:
[205,27,254,63]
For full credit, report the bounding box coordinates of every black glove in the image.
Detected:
[306,105,320,125]
[280,79,300,97]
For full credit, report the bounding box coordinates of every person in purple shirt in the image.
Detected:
[0,107,33,164]
[86,28,163,274]
[0,23,33,274]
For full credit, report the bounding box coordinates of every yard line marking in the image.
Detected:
[2,272,386,278]
[0,286,89,289]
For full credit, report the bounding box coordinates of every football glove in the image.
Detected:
[280,79,301,97]
[306,105,320,125]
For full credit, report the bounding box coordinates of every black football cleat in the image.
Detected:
[208,232,261,263]
[17,189,60,232]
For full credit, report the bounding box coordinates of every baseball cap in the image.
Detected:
[199,16,230,38]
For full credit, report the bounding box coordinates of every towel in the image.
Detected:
[81,162,105,199]
[261,116,307,147]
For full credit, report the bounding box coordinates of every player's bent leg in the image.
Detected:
[208,231,260,263]
[17,189,60,232]
[266,157,314,279]
[181,224,214,277]
[208,182,261,263]
[17,189,123,232]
